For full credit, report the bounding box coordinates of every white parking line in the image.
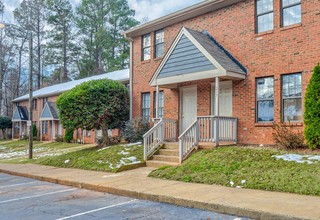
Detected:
[56,199,138,220]
[0,188,77,204]
[0,176,15,181]
[0,181,38,189]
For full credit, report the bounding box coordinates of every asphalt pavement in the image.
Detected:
[0,173,247,220]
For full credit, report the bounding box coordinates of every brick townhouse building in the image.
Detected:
[12,69,129,143]
[124,0,320,164]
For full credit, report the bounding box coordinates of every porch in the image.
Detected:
[143,27,246,165]
[12,106,29,139]
[144,116,237,165]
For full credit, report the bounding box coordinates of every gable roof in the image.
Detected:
[150,27,246,86]
[124,0,244,38]
[187,28,247,74]
[40,102,59,121]
[13,69,129,103]
[12,106,28,121]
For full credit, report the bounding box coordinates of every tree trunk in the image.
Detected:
[2,129,5,140]
[101,121,110,147]
[63,23,67,82]
[36,6,41,90]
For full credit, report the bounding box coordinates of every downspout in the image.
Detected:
[124,33,134,120]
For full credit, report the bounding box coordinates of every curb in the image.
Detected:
[0,168,308,220]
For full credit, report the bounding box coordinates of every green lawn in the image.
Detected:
[0,140,92,162]
[31,144,144,172]
[0,140,144,173]
[149,147,320,196]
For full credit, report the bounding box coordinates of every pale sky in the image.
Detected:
[2,0,204,23]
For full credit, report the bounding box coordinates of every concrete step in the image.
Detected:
[146,160,180,168]
[163,142,179,149]
[159,149,179,156]
[153,155,180,163]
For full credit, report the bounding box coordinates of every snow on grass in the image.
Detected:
[272,154,320,164]
[108,156,141,169]
[118,150,130,155]
[120,142,142,147]
[0,146,6,150]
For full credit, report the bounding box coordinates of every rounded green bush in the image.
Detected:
[304,64,320,149]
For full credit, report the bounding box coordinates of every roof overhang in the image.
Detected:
[123,0,244,38]
[150,27,246,87]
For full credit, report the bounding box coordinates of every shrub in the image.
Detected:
[64,129,74,143]
[124,118,150,143]
[304,64,320,149]
[55,135,64,142]
[32,124,38,137]
[272,122,305,149]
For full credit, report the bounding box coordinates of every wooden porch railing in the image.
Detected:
[179,116,237,163]
[143,118,177,160]
[198,116,238,143]
[178,119,199,163]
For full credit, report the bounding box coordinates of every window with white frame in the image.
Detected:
[282,0,301,27]
[256,0,274,33]
[256,77,274,122]
[142,34,151,61]
[282,73,302,122]
[142,93,150,121]
[155,30,164,58]
[42,121,49,134]
[154,91,164,118]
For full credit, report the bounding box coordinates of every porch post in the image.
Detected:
[215,77,220,146]
[12,122,14,140]
[19,121,22,138]
[40,120,42,141]
[155,85,159,118]
[51,120,54,142]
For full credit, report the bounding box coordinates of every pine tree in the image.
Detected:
[13,0,46,90]
[46,0,75,83]
[304,64,320,149]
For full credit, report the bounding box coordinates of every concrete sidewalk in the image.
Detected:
[0,164,319,220]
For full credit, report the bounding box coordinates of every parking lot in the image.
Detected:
[0,173,248,220]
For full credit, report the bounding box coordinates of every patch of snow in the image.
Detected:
[97,146,111,152]
[0,146,6,150]
[236,186,243,188]
[0,150,28,159]
[120,142,142,147]
[259,144,264,147]
[64,159,70,164]
[241,180,246,185]
[109,164,114,169]
[230,181,234,187]
[118,150,130,155]
[272,154,320,164]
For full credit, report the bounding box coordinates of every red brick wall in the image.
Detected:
[131,0,320,145]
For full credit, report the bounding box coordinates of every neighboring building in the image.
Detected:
[124,0,320,163]
[12,69,129,143]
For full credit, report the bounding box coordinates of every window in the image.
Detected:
[282,0,301,27]
[256,0,274,33]
[256,77,274,122]
[43,97,48,107]
[282,73,302,122]
[154,91,164,118]
[142,93,150,121]
[154,30,164,58]
[33,99,37,110]
[142,34,151,61]
[42,121,49,134]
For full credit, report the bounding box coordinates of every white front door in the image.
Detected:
[180,86,197,133]
[212,82,233,116]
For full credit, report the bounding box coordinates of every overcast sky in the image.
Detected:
[2,0,204,23]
